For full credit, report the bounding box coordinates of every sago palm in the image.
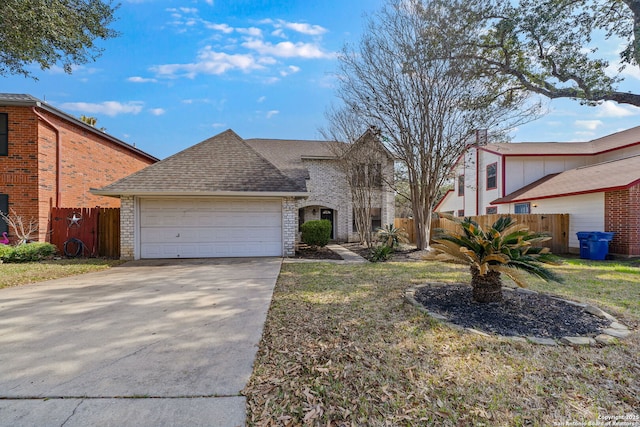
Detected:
[376,224,409,248]
[432,216,562,303]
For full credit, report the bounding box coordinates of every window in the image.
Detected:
[0,113,7,156]
[458,175,464,196]
[353,163,382,187]
[486,163,497,190]
[457,209,465,217]
[486,206,498,214]
[298,208,305,232]
[0,194,8,234]
[352,207,382,231]
[514,202,530,214]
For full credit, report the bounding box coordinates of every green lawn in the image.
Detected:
[245,258,639,426]
[0,258,125,289]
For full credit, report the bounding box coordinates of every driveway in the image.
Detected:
[0,257,282,427]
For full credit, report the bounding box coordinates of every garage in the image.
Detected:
[139,198,283,258]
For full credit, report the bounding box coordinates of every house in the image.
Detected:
[92,129,395,259]
[0,94,158,243]
[435,126,640,256]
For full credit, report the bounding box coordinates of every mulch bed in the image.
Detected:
[294,245,343,260]
[414,283,609,338]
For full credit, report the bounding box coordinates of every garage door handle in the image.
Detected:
[176,233,180,238]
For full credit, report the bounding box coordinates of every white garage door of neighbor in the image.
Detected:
[139,198,283,258]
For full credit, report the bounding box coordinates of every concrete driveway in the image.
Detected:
[0,257,282,427]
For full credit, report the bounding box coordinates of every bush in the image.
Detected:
[369,244,394,262]
[301,220,332,247]
[0,242,58,263]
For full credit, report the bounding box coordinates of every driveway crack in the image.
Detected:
[60,398,84,427]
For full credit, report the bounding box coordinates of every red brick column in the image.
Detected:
[605,185,640,256]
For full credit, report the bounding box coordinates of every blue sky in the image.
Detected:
[3,0,640,159]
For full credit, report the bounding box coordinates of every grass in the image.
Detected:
[0,258,125,289]
[245,258,640,426]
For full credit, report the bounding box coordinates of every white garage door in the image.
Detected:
[139,198,282,258]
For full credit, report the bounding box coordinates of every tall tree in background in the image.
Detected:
[475,0,640,106]
[0,0,119,79]
[334,0,538,249]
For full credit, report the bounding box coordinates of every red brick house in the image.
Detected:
[0,94,158,243]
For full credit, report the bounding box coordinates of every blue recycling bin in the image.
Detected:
[576,232,615,260]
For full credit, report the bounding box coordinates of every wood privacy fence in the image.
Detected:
[50,207,120,258]
[395,214,570,254]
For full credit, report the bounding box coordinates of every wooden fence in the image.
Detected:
[50,207,120,258]
[395,213,570,254]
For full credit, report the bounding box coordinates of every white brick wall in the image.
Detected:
[120,195,135,260]
[297,156,395,242]
[282,197,297,256]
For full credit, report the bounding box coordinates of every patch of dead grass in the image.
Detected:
[245,261,639,426]
[0,258,125,288]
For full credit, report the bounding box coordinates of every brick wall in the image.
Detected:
[0,104,155,242]
[298,156,395,243]
[0,107,42,242]
[605,184,640,256]
[120,196,135,260]
[282,197,297,256]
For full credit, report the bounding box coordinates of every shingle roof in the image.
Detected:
[0,93,158,162]
[492,155,640,204]
[482,125,640,156]
[245,138,338,188]
[93,129,307,196]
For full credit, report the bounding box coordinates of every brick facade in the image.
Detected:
[297,155,395,243]
[605,184,640,256]
[282,197,297,256]
[0,101,156,243]
[120,196,135,260]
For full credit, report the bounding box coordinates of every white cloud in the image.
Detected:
[211,122,226,128]
[127,76,157,83]
[574,120,603,131]
[151,46,263,78]
[282,21,327,36]
[242,38,331,59]
[149,108,166,116]
[205,22,234,33]
[257,96,266,103]
[595,101,640,118]
[237,27,262,37]
[266,110,279,119]
[280,65,301,76]
[60,101,144,117]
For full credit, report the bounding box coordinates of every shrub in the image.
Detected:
[301,220,332,247]
[376,224,409,248]
[369,244,394,262]
[432,215,562,303]
[0,242,58,263]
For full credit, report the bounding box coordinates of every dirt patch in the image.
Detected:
[414,283,609,338]
[294,245,342,260]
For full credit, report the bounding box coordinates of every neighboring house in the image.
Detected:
[435,126,640,256]
[0,94,158,242]
[92,129,395,260]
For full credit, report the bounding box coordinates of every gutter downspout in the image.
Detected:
[475,145,480,215]
[32,107,61,207]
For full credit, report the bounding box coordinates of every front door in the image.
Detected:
[320,209,334,239]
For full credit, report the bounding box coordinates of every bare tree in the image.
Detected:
[334,0,539,249]
[0,208,39,244]
[321,106,390,248]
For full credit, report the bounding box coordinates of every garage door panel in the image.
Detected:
[139,198,283,258]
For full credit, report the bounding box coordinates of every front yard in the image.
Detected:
[245,258,640,426]
[0,258,124,289]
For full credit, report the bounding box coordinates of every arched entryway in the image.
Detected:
[298,205,335,240]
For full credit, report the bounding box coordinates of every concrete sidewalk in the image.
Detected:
[0,257,282,426]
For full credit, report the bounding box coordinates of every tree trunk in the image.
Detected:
[470,267,503,303]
